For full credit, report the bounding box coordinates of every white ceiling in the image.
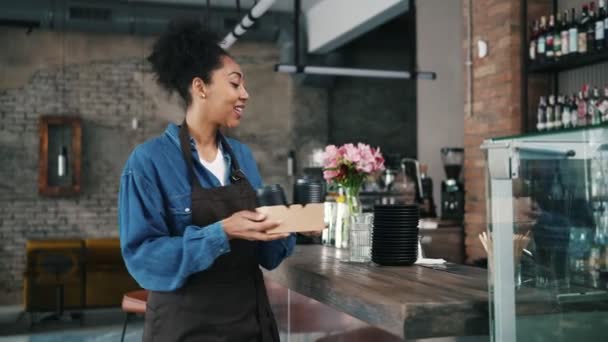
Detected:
[127,0,323,12]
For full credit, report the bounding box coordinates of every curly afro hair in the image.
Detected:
[147,18,230,106]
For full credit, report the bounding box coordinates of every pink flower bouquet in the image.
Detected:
[322,143,385,207]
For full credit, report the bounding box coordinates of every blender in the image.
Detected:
[441,148,464,221]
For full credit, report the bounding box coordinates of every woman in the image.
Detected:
[118,18,295,341]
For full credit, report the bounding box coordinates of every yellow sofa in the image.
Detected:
[84,238,139,307]
[24,238,140,313]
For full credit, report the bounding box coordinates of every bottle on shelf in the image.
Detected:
[597,87,605,124]
[588,1,597,53]
[527,2,608,61]
[533,86,608,132]
[590,87,601,125]
[604,0,608,48]
[579,4,589,54]
[578,89,588,126]
[530,20,538,61]
[547,95,556,130]
[599,86,607,122]
[600,85,608,122]
[547,15,556,59]
[571,93,579,127]
[561,10,570,56]
[570,7,579,54]
[555,95,564,129]
[597,0,606,51]
[555,13,563,59]
[562,95,572,128]
[537,96,547,131]
[538,16,547,62]
[585,85,592,125]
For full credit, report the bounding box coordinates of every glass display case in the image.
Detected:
[482,125,608,342]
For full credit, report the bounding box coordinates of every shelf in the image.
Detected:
[528,48,608,73]
[490,122,608,142]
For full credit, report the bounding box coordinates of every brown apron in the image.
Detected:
[142,121,279,342]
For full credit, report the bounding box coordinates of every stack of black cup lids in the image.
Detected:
[371,204,420,266]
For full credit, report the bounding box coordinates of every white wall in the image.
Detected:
[416,0,464,216]
[306,0,408,53]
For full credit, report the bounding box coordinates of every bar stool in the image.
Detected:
[24,239,85,326]
[120,289,148,342]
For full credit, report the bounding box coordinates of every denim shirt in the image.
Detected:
[119,123,296,291]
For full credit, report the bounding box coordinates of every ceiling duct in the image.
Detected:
[0,0,284,40]
[220,0,277,49]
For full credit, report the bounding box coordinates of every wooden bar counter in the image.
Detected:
[263,245,490,340]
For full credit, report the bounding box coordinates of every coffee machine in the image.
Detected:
[441,148,464,221]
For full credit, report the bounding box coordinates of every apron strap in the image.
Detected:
[216,132,247,183]
[179,120,247,188]
[178,120,202,190]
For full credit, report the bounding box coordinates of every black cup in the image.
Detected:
[293,176,326,205]
[256,184,288,206]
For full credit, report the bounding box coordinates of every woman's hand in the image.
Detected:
[221,210,289,241]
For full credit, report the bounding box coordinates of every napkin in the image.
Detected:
[415,257,447,265]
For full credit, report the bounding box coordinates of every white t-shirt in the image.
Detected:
[199,145,227,186]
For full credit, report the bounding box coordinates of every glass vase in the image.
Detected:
[349,213,373,262]
[339,186,362,249]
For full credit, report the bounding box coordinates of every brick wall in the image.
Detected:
[0,57,156,304]
[462,0,551,263]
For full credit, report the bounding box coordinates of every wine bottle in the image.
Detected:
[547,95,556,130]
[590,87,601,125]
[530,20,538,61]
[597,0,606,50]
[588,2,597,53]
[579,5,589,54]
[561,10,570,55]
[599,85,608,122]
[578,89,588,126]
[547,15,555,59]
[604,0,608,48]
[555,95,564,129]
[569,8,579,54]
[537,96,547,131]
[571,94,579,127]
[536,16,547,62]
[562,95,572,129]
[554,13,563,59]
[58,146,67,177]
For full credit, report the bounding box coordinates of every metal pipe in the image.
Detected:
[521,0,528,131]
[275,64,411,78]
[466,0,473,117]
[274,65,437,80]
[220,0,277,49]
[294,0,300,67]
